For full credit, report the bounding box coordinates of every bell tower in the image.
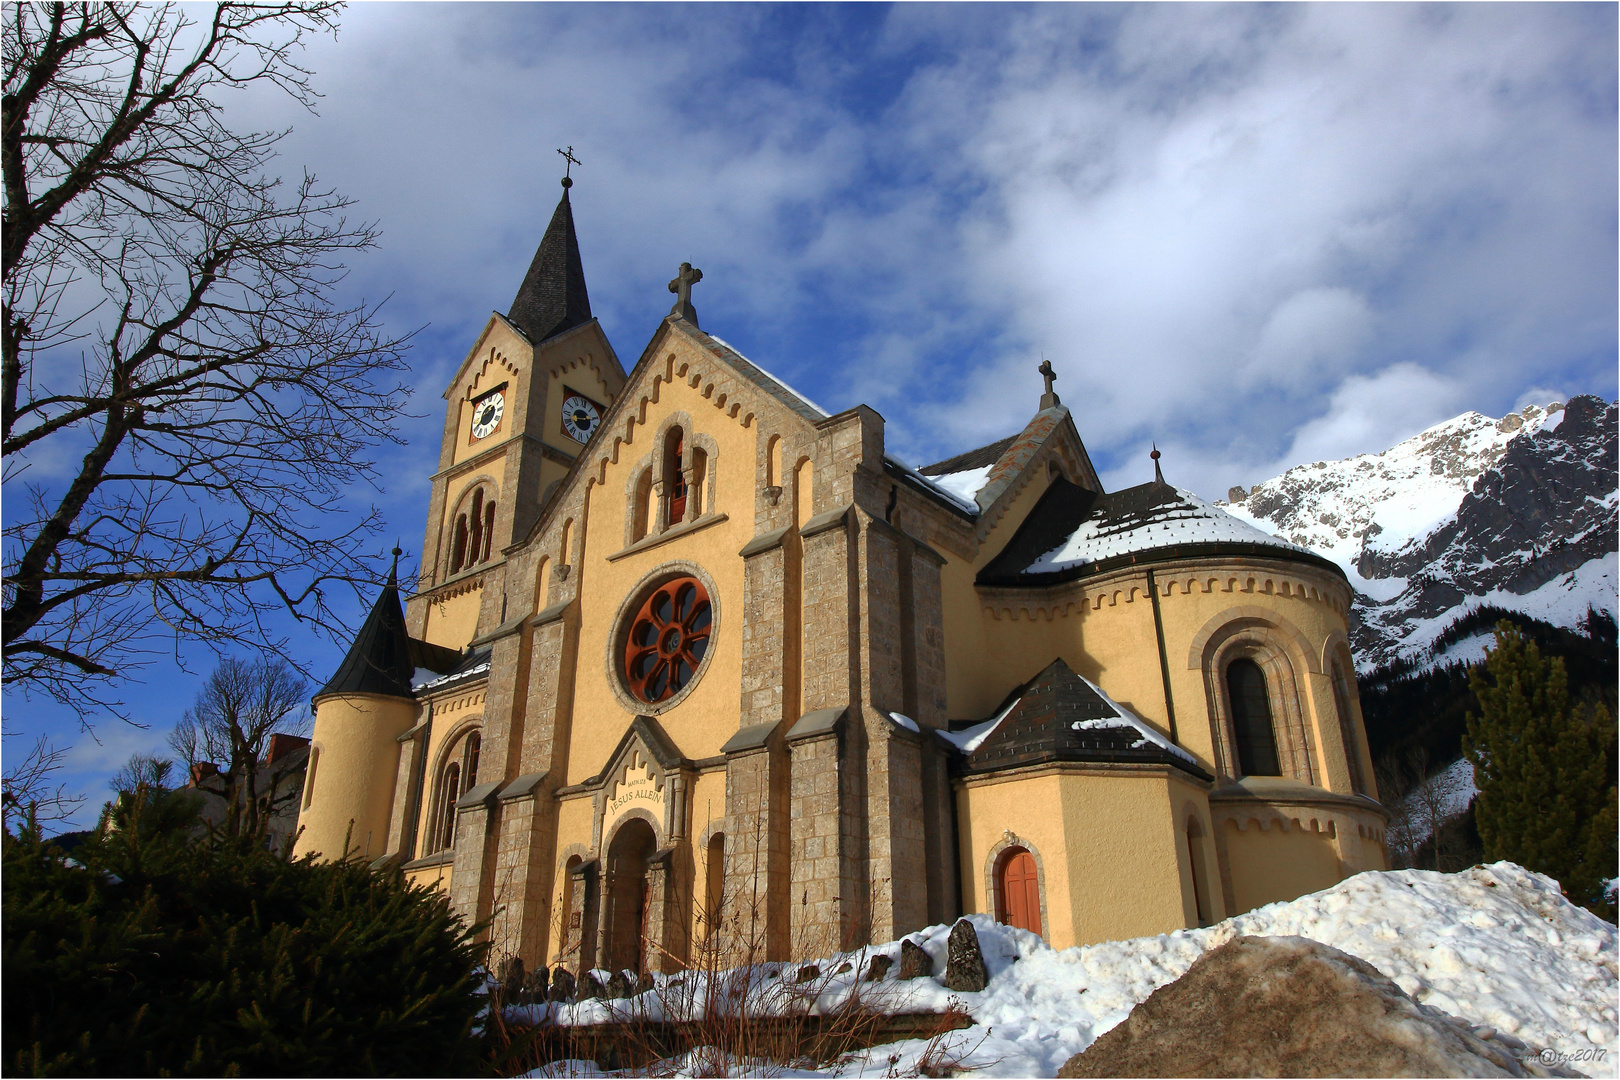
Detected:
[407,165,626,650]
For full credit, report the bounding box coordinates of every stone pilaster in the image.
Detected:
[486,602,580,969]
[566,857,600,972]
[721,738,790,961]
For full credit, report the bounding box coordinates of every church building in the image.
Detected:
[293,174,1388,973]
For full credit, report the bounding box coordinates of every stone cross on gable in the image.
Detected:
[1039,359,1061,409]
[668,262,703,327]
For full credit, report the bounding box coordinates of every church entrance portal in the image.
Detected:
[605,817,658,972]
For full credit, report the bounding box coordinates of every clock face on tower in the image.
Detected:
[561,393,601,443]
[470,390,504,440]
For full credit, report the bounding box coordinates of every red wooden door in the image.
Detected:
[999,849,1042,936]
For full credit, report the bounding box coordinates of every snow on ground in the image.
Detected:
[517,863,1615,1078]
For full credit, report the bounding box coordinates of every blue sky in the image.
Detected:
[7,2,1616,828]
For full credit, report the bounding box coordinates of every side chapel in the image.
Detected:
[293,175,1388,971]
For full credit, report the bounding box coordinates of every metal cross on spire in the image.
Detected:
[557,145,581,188]
[668,261,703,327]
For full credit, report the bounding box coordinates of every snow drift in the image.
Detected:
[521,863,1617,1077]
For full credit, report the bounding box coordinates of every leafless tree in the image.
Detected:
[1,733,86,826]
[168,654,307,838]
[2,2,413,720]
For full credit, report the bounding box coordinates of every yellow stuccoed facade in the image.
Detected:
[294,187,1387,972]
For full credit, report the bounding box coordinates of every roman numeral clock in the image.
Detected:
[470,387,505,440]
[561,392,602,443]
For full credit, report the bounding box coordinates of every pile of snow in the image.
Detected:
[520,863,1616,1077]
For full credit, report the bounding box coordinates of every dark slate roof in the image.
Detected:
[976,479,1341,587]
[317,566,416,700]
[919,434,1017,477]
[944,658,1211,781]
[507,184,592,344]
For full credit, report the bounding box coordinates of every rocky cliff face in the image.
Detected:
[1224,396,1618,670]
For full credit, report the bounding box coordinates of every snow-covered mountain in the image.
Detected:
[1223,395,1618,671]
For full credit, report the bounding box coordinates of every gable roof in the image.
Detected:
[318,560,417,700]
[937,657,1209,780]
[920,434,1018,478]
[507,183,592,345]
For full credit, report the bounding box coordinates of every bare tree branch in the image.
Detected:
[2,733,87,826]
[3,3,415,719]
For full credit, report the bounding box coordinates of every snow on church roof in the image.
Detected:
[976,477,1327,585]
[935,657,1206,776]
[703,333,830,419]
[1029,484,1311,574]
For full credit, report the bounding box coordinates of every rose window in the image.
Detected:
[622,576,712,704]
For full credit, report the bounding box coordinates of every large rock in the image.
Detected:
[898,938,934,980]
[547,967,575,1002]
[1058,935,1558,1078]
[942,919,988,992]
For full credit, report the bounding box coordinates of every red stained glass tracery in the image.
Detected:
[623,576,712,703]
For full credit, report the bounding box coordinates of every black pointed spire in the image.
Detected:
[1151,444,1168,488]
[507,176,592,344]
[317,551,416,699]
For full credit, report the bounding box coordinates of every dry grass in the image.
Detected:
[482,872,986,1077]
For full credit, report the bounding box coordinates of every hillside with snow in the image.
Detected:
[1223,396,1618,670]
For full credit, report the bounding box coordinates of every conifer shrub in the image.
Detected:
[4,788,489,1076]
[1464,622,1618,921]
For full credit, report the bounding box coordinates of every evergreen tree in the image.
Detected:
[4,783,490,1075]
[1464,622,1617,919]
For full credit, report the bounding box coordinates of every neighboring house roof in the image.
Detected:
[937,657,1210,780]
[977,477,1341,586]
[318,558,417,700]
[506,181,592,345]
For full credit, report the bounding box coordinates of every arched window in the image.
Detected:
[704,832,725,932]
[448,487,499,575]
[432,730,481,852]
[995,847,1042,935]
[435,762,460,851]
[1185,816,1211,926]
[1227,659,1281,776]
[632,469,653,543]
[1331,654,1366,794]
[689,445,707,519]
[665,428,688,526]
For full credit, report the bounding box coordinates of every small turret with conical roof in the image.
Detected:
[316,549,416,699]
[293,549,423,864]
